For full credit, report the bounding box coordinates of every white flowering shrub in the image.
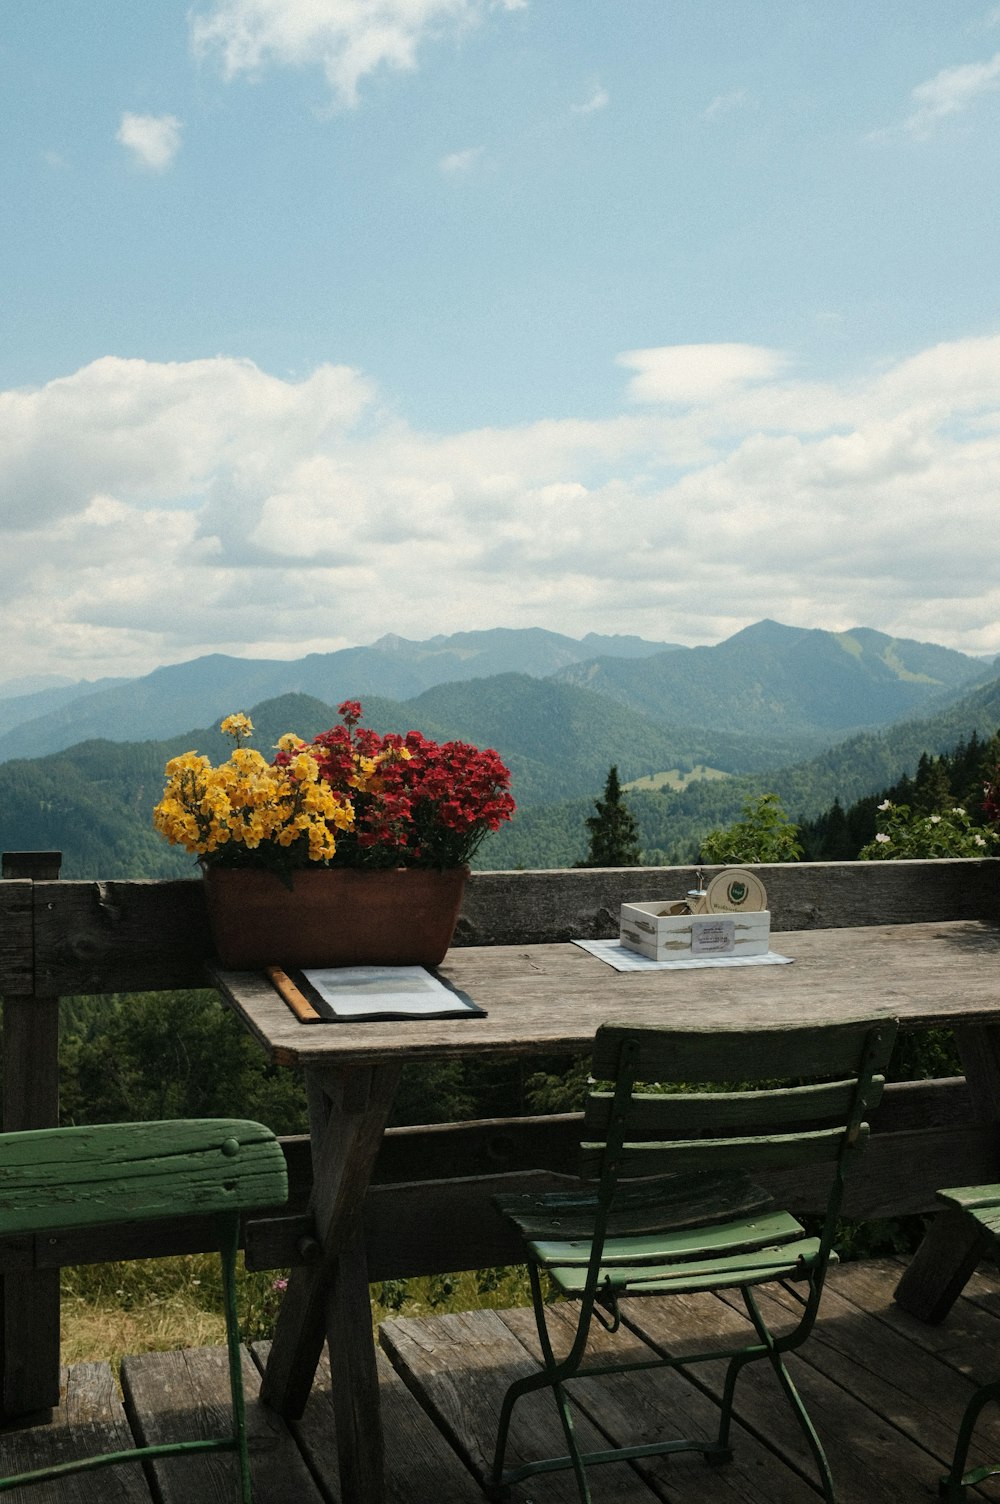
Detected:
[858,800,996,860]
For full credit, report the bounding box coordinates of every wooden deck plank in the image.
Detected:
[7,1258,1000,1502]
[620,1285,950,1502]
[499,1302,814,1502]
[380,1308,664,1501]
[0,1361,152,1503]
[120,1345,323,1504]
[741,1262,1000,1483]
[253,1339,486,1504]
[834,1257,1000,1386]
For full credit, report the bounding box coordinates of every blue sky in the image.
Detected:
[3,1,1000,683]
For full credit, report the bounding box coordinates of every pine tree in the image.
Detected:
[580,766,642,867]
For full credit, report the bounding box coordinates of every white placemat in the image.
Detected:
[574,939,795,973]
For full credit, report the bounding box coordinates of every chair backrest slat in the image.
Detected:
[583,1076,884,1140]
[580,1124,864,1180]
[583,1017,897,1190]
[0,1119,288,1235]
[590,1018,894,1085]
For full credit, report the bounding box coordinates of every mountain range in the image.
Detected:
[1,620,998,878]
[0,620,991,765]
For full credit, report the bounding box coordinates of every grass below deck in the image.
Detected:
[59,1255,537,1372]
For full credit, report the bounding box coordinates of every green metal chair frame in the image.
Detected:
[490,1014,898,1504]
[934,1183,1000,1500]
[0,1118,288,1502]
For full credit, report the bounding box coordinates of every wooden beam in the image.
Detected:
[0,883,33,997]
[10,860,998,996]
[1,852,63,1418]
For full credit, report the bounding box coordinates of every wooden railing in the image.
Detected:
[2,855,1000,1416]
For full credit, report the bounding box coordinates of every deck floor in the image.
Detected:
[3,1257,1000,1502]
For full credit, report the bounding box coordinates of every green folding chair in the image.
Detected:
[0,1118,288,1502]
[933,1183,1000,1499]
[490,1015,897,1504]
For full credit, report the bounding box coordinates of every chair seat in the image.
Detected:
[535,1212,821,1297]
[934,1184,1000,1498]
[938,1184,1000,1238]
[496,1168,775,1243]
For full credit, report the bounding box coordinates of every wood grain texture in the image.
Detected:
[13,859,999,996]
[0,1120,287,1234]
[31,879,211,995]
[499,1301,812,1502]
[213,921,1000,1068]
[0,1361,152,1502]
[355,1124,998,1282]
[259,1063,401,1434]
[120,1345,323,1504]
[379,1309,662,1501]
[894,1207,997,1324]
[620,1287,945,1502]
[252,1341,487,1504]
[457,860,1000,945]
[0,883,33,996]
[720,1271,1000,1493]
[1,992,61,1417]
[1,864,62,1419]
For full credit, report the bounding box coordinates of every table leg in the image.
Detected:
[261,1061,401,1504]
[895,1023,1000,1322]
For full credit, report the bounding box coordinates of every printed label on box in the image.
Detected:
[690,917,736,956]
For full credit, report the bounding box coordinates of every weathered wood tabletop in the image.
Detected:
[213,920,1000,1068]
[211,919,1000,1504]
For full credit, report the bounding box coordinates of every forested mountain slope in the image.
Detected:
[553,620,989,737]
[0,682,764,877]
[6,659,1000,881]
[0,626,675,762]
[2,620,987,766]
[480,666,1000,869]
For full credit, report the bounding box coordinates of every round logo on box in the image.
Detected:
[705,869,767,914]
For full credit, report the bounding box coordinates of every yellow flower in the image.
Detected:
[220,713,254,742]
[153,713,356,869]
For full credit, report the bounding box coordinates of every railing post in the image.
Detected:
[1,851,62,1416]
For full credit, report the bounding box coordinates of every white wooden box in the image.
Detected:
[619,903,770,961]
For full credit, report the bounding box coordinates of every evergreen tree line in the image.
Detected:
[578,731,1000,868]
[797,728,1000,861]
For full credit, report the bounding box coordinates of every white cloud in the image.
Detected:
[5,337,1000,677]
[439,146,482,174]
[902,50,1000,137]
[116,113,183,171]
[572,84,609,115]
[617,344,790,405]
[191,0,495,108]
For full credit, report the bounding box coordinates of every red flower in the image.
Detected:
[274,702,515,869]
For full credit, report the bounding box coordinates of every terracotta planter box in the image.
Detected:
[202,866,469,969]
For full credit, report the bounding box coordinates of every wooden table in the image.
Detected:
[212,920,1000,1504]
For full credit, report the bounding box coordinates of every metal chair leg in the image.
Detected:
[742,1286,837,1504]
[219,1214,253,1504]
[490,1266,593,1504]
[939,1382,1000,1500]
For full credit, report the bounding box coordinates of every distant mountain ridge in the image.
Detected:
[552,619,990,736]
[0,627,675,762]
[0,621,987,766]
